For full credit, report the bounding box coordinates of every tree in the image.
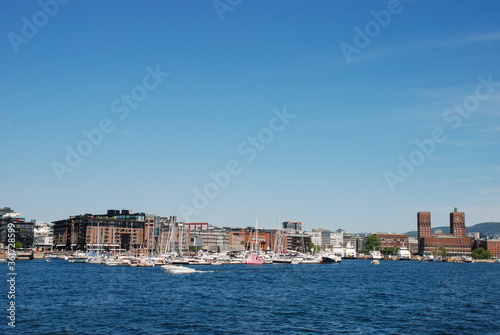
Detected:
[438,246,447,258]
[471,247,492,259]
[14,241,23,249]
[309,241,321,253]
[382,247,398,256]
[363,235,381,254]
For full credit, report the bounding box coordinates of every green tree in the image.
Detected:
[309,241,321,253]
[14,241,23,249]
[363,235,381,254]
[471,247,492,259]
[438,246,447,258]
[381,247,398,256]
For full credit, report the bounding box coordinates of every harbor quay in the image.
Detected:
[1,207,499,264]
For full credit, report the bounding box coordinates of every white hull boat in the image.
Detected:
[161,265,196,274]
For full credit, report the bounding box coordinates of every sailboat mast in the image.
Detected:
[255,219,259,253]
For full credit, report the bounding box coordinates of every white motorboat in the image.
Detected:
[105,258,120,266]
[370,249,382,260]
[272,256,292,264]
[138,258,155,267]
[69,257,88,263]
[161,265,196,274]
[88,257,105,264]
[371,259,380,265]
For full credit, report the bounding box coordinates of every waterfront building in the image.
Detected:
[356,235,366,252]
[34,221,54,251]
[155,216,180,254]
[375,233,409,251]
[282,221,302,230]
[474,239,500,259]
[155,216,191,254]
[52,209,146,252]
[242,228,272,251]
[310,228,331,248]
[329,230,343,249]
[0,208,34,249]
[417,208,471,257]
[408,236,418,255]
[285,231,311,253]
[143,214,156,254]
[187,226,229,252]
[184,222,209,231]
[227,228,248,252]
[342,231,357,250]
[0,207,14,216]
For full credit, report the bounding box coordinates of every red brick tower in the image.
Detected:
[417,212,431,240]
[450,208,465,238]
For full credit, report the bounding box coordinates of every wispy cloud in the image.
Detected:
[445,140,500,147]
[456,32,500,44]
[352,31,500,64]
[427,155,453,163]
[475,187,500,194]
[481,127,500,133]
[442,176,497,184]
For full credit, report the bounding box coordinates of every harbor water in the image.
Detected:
[3,259,500,334]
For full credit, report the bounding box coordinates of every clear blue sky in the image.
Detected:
[1,0,499,233]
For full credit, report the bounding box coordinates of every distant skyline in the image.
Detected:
[1,1,499,233]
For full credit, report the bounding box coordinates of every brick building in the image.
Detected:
[477,239,500,259]
[375,233,409,250]
[417,208,471,257]
[0,210,34,249]
[53,209,145,252]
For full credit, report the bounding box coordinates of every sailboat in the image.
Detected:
[246,219,265,265]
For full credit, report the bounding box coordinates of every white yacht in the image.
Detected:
[397,246,411,260]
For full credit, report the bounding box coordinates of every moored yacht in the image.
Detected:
[321,253,341,264]
[397,246,411,260]
[246,254,265,265]
[246,219,265,265]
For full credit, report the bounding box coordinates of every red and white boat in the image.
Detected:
[246,219,265,265]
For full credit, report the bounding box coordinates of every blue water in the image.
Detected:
[2,260,500,334]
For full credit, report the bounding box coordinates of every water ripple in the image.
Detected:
[2,260,500,334]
